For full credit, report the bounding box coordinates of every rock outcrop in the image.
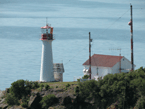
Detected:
[0,98,8,109]
[28,91,41,109]
[0,90,4,99]
[0,83,92,109]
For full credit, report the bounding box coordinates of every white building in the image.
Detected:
[83,54,135,80]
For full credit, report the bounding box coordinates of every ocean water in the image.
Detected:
[0,0,145,90]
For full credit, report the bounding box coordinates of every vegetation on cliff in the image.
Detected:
[0,67,145,109]
[78,67,145,109]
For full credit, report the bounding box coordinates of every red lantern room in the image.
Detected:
[40,24,53,40]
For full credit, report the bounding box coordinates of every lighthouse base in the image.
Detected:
[40,40,54,82]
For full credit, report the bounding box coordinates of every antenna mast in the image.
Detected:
[89,32,92,79]
[128,4,134,71]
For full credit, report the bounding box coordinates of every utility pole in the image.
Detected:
[128,4,134,71]
[89,32,92,79]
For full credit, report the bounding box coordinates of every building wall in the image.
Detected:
[121,57,132,72]
[54,72,63,82]
[112,57,133,74]
[83,65,112,79]
[112,62,120,74]
[53,63,64,82]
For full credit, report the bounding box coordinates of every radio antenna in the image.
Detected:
[46,17,48,25]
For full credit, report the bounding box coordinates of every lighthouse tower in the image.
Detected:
[40,24,54,82]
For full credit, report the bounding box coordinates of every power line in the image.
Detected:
[64,44,88,65]
[96,9,130,38]
[64,9,130,65]
[133,8,145,9]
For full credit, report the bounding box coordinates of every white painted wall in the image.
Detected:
[112,62,120,74]
[40,40,54,82]
[112,57,135,74]
[121,57,132,72]
[83,65,112,79]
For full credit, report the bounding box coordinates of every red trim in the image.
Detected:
[40,34,53,40]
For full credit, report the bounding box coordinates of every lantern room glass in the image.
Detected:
[41,28,51,34]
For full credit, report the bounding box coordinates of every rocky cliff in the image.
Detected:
[0,81,94,109]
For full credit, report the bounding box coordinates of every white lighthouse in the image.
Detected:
[40,24,54,82]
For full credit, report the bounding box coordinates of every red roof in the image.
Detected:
[41,24,53,29]
[83,54,123,67]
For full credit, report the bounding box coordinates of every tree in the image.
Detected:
[10,79,25,99]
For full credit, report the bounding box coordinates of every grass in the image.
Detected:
[39,82,77,87]
[38,81,78,91]
[40,81,78,85]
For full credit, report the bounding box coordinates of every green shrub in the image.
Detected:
[21,96,29,103]
[25,80,32,89]
[77,79,80,82]
[66,83,70,88]
[5,94,19,105]
[78,80,100,102]
[39,84,44,91]
[82,75,89,79]
[9,79,34,99]
[8,79,40,104]
[135,96,145,108]
[63,96,72,105]
[40,94,58,109]
[44,84,50,90]
[21,102,28,108]
[56,86,58,88]
[74,86,79,94]
[40,84,44,88]
[32,81,39,89]
[50,86,53,88]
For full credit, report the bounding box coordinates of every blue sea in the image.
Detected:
[0,0,145,90]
